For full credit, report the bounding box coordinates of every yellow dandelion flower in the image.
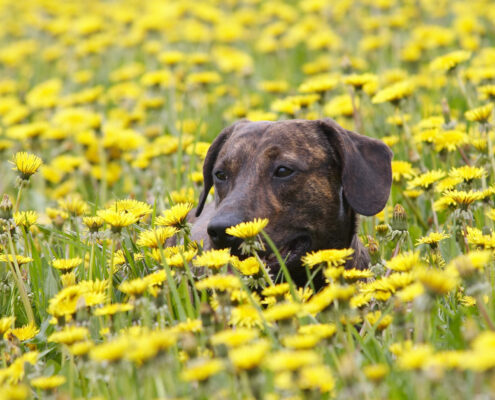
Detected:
[267,350,320,372]
[465,103,493,123]
[48,326,89,345]
[263,301,302,322]
[442,190,486,207]
[396,282,425,302]
[435,176,463,192]
[0,316,15,334]
[93,303,134,316]
[298,323,336,339]
[52,257,82,271]
[195,275,241,291]
[391,161,417,182]
[448,250,492,277]
[302,248,354,268]
[136,226,178,248]
[430,50,471,72]
[58,195,89,216]
[97,209,138,231]
[371,80,414,104]
[60,271,76,287]
[433,129,468,152]
[82,216,104,232]
[229,339,270,370]
[298,364,335,393]
[262,283,290,297]
[9,323,39,341]
[397,344,434,370]
[416,232,450,247]
[13,211,38,228]
[450,165,486,182]
[107,199,152,220]
[30,375,66,390]
[343,73,377,89]
[0,254,33,265]
[171,318,203,334]
[282,334,321,349]
[365,311,393,330]
[69,340,94,356]
[415,267,458,295]
[230,304,262,328]
[90,337,129,362]
[230,256,260,275]
[363,364,389,381]
[181,358,224,382]
[407,170,446,190]
[156,202,193,227]
[118,278,149,296]
[225,218,269,239]
[211,328,259,348]
[193,248,231,269]
[11,152,42,180]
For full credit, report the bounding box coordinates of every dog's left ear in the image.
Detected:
[317,118,393,216]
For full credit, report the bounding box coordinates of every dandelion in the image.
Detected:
[136,226,178,248]
[0,316,15,334]
[30,375,66,390]
[97,209,138,233]
[58,195,89,216]
[211,328,259,348]
[226,218,269,239]
[229,339,270,370]
[11,152,42,181]
[407,170,446,190]
[93,303,134,316]
[82,216,104,232]
[230,256,260,275]
[391,161,417,182]
[298,364,335,393]
[266,350,320,371]
[371,80,415,104]
[13,211,38,228]
[430,50,471,72]
[9,323,39,341]
[48,326,89,345]
[192,248,231,269]
[195,275,241,291]
[263,301,302,322]
[181,358,224,382]
[416,267,458,295]
[363,364,389,381]
[302,248,354,268]
[52,257,82,271]
[416,232,450,248]
[156,203,193,228]
[465,103,493,123]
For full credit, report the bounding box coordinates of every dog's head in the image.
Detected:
[195,118,392,283]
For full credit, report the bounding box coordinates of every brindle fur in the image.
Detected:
[190,118,393,289]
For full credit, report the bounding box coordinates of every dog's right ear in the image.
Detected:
[196,121,243,217]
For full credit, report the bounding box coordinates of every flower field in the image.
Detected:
[1,0,495,398]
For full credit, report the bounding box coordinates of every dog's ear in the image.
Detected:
[196,121,244,217]
[317,118,393,216]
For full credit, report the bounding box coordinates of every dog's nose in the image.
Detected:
[207,216,244,250]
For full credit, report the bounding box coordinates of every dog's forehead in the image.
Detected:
[219,120,328,161]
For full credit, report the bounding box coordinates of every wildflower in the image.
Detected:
[30,375,66,390]
[171,319,203,334]
[11,152,42,181]
[193,248,231,269]
[156,203,193,228]
[302,248,354,268]
[430,50,471,72]
[448,250,492,278]
[58,195,89,216]
[97,209,138,233]
[465,103,493,123]
[226,218,269,239]
[195,275,241,291]
[0,316,15,334]
[107,199,152,220]
[371,80,415,104]
[69,340,94,356]
[9,323,39,341]
[397,344,434,370]
[407,170,445,190]
[48,325,89,345]
[229,339,270,370]
[82,216,104,232]
[266,350,320,371]
[93,303,134,316]
[282,334,321,349]
[52,257,82,271]
[442,190,485,207]
[342,268,374,281]
[298,364,335,393]
[181,358,224,382]
[416,232,450,248]
[118,277,149,296]
[90,336,129,362]
[343,73,377,89]
[13,211,38,228]
[363,364,389,381]
[136,227,178,248]
[365,311,393,330]
[391,161,417,182]
[262,283,290,298]
[416,267,458,295]
[230,304,262,328]
[450,166,486,182]
[231,256,260,275]
[211,328,258,348]
[298,323,336,339]
[0,254,33,265]
[433,130,468,152]
[263,301,302,322]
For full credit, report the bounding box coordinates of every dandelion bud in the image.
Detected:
[391,204,408,232]
[0,195,13,221]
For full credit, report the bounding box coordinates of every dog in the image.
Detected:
[190,118,392,289]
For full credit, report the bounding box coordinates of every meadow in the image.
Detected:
[1,0,495,399]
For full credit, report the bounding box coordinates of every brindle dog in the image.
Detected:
[190,118,392,289]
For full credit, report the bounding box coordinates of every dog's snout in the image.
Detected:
[207,216,243,250]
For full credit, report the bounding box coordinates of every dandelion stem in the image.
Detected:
[14,184,23,213]
[476,295,495,331]
[108,239,116,303]
[6,229,35,323]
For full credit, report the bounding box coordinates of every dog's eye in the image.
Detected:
[274,166,294,178]
[214,170,227,181]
